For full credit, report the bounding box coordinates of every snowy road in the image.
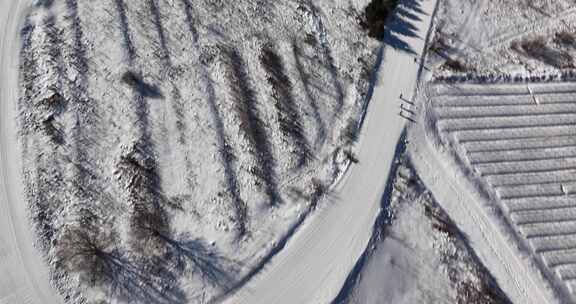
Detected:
[0,0,64,303]
[223,1,439,303]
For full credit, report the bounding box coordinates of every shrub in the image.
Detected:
[520,37,574,69]
[554,31,576,47]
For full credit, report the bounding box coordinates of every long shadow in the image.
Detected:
[106,255,185,304]
[18,14,59,251]
[202,70,248,236]
[64,0,89,87]
[158,233,237,290]
[179,0,247,236]
[387,13,420,38]
[34,0,54,8]
[225,48,282,206]
[147,0,170,63]
[307,1,346,118]
[113,0,136,62]
[402,0,427,16]
[260,43,312,168]
[170,88,188,145]
[29,13,72,247]
[63,0,108,216]
[383,32,417,55]
[396,5,423,22]
[146,0,200,199]
[69,241,185,304]
[180,0,199,43]
[32,145,68,250]
[292,41,328,150]
[380,0,431,55]
[43,15,65,102]
[111,5,189,302]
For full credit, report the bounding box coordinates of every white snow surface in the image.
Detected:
[432,0,576,77]
[342,163,509,304]
[346,180,455,304]
[408,81,565,303]
[223,0,439,303]
[16,0,382,302]
[0,0,64,303]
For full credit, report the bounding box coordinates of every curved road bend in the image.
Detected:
[0,1,437,304]
[0,1,64,303]
[224,0,439,303]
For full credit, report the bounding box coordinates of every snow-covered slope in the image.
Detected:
[222,0,439,303]
[0,0,64,303]
[16,0,383,303]
[336,160,510,304]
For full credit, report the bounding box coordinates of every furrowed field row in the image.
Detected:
[439,114,576,132]
[497,182,576,199]
[432,92,576,107]
[435,103,576,118]
[503,196,576,213]
[431,82,576,297]
[474,157,576,175]
[469,148,576,164]
[454,125,576,142]
[486,170,576,187]
[431,83,576,97]
[462,135,576,150]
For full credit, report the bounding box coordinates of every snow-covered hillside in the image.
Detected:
[17,0,380,302]
[430,0,576,77]
[335,158,510,304]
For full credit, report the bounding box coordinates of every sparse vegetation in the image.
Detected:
[554,31,576,48]
[442,57,470,73]
[18,0,379,302]
[515,36,574,69]
[41,114,63,144]
[260,44,311,167]
[224,47,281,205]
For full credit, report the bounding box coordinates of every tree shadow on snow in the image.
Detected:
[159,233,238,290]
[381,0,429,55]
[101,251,186,304]
[122,71,164,99]
[201,70,248,237]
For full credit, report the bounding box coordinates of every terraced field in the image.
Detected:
[428,81,576,301]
